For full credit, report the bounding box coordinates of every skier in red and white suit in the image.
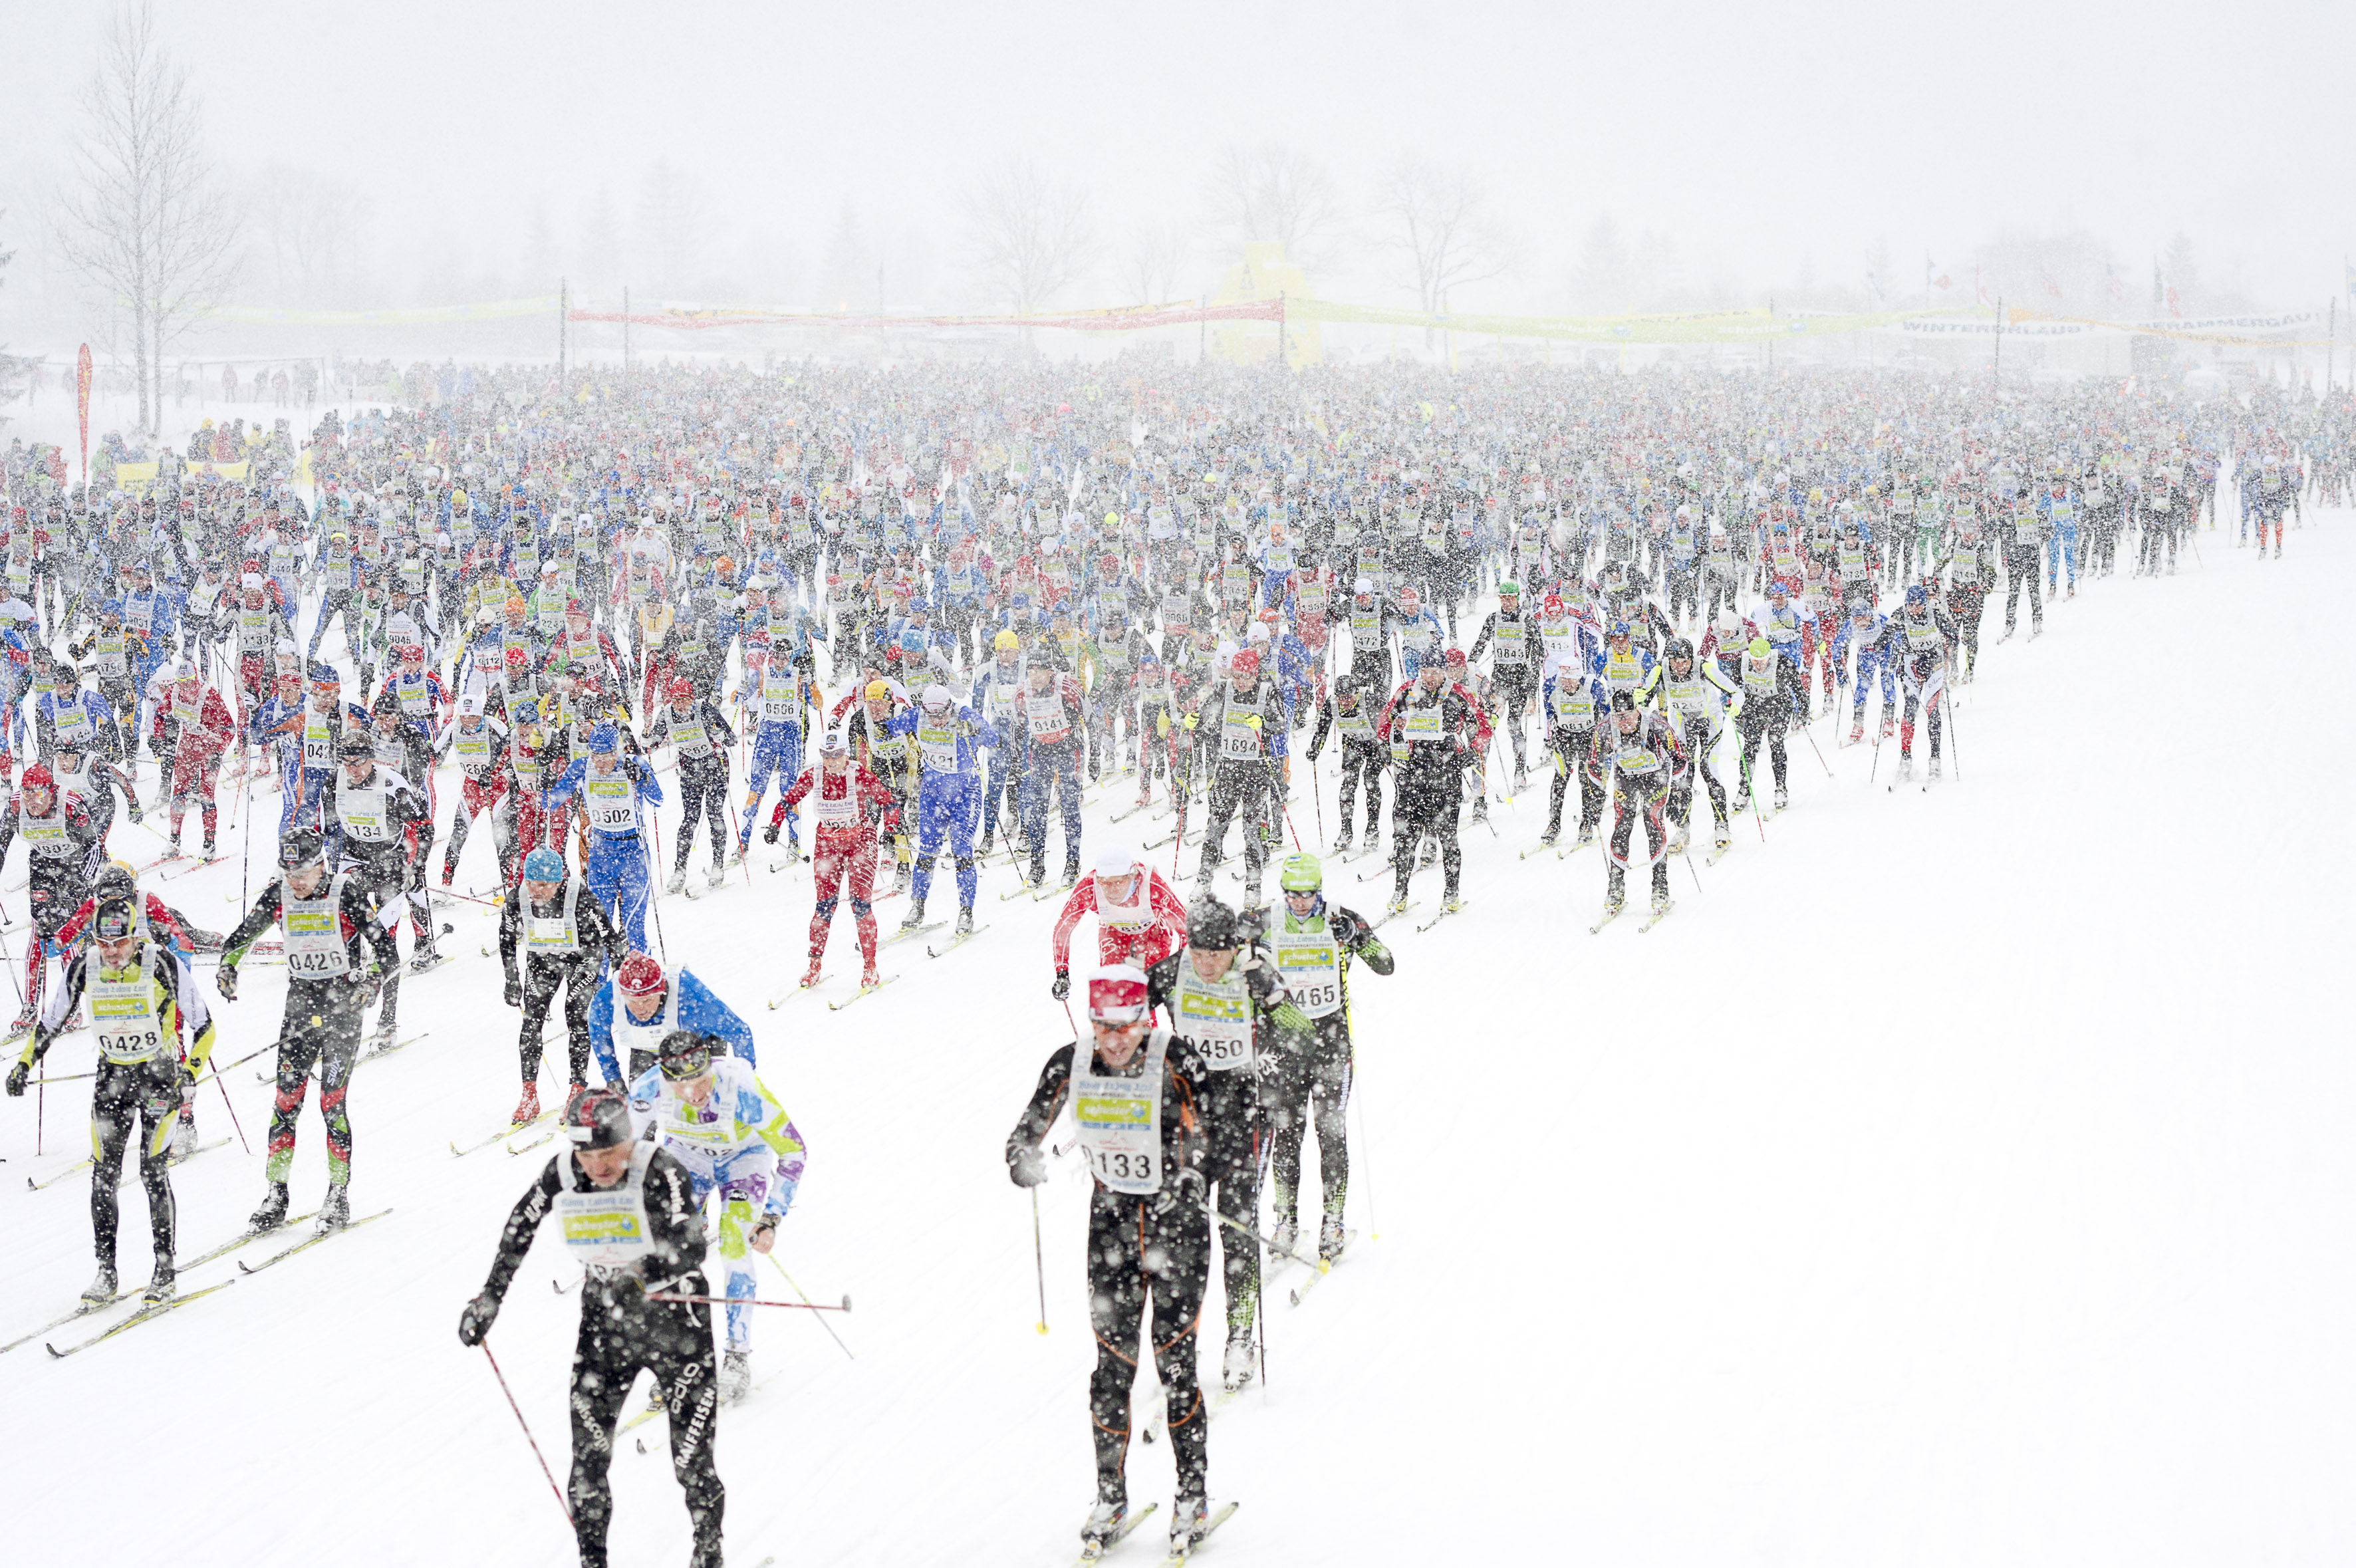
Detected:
[1047,843,1189,1001]
[779,725,896,991]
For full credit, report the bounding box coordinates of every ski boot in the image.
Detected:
[1895,753,1914,781]
[1270,1214,1299,1257]
[705,864,726,890]
[799,956,825,989]
[1732,783,1752,811]
[409,936,441,974]
[666,866,687,895]
[1332,824,1354,853]
[898,898,927,934]
[511,1081,541,1128]
[1220,1325,1256,1392]
[81,1261,118,1306]
[1169,1496,1210,1556]
[1470,796,1489,824]
[1928,757,1943,781]
[1879,712,1895,740]
[1713,822,1732,853]
[860,956,881,990]
[1598,890,1625,924]
[719,1349,752,1402]
[1573,825,1597,850]
[1772,785,1788,811]
[317,1184,350,1234]
[201,834,216,858]
[1319,1212,1349,1263]
[976,829,995,859]
[1512,762,1529,793]
[1062,854,1081,888]
[1537,827,1559,848]
[1080,1496,1130,1551]
[1384,894,1410,918]
[1442,892,1465,915]
[142,1259,176,1304]
[1847,719,1864,745]
[729,838,747,866]
[955,906,974,937]
[249,1182,291,1232]
[1650,888,1672,922]
[2031,616,2044,640]
[1668,821,1690,856]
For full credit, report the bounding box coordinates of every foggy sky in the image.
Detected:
[5,0,2353,315]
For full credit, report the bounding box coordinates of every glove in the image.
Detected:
[354,964,383,1011]
[503,976,523,1007]
[958,705,978,725]
[1008,1145,1049,1188]
[457,1293,498,1347]
[130,806,145,824]
[215,964,239,1001]
[763,817,781,845]
[748,1217,779,1255]
[5,1060,28,1098]
[1182,712,1198,731]
[1155,1164,1207,1217]
[1245,714,1261,731]
[1051,971,1069,1000]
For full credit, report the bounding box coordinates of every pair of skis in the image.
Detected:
[1078,1500,1238,1566]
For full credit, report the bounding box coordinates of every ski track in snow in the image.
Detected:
[1,501,2349,1567]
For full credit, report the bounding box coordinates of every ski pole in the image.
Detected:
[1030,1185,1049,1335]
[1347,989,1378,1241]
[646,1291,851,1311]
[209,1053,252,1154]
[1869,701,1885,783]
[1943,688,1961,781]
[1801,720,1833,779]
[764,1252,854,1361]
[1202,1196,1328,1277]
[479,1342,573,1529]
[1740,745,1766,841]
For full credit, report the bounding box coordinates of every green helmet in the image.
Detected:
[1279,852,1324,894]
[1498,580,1521,597]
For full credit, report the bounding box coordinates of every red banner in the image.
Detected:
[74,344,93,484]
[564,299,1285,334]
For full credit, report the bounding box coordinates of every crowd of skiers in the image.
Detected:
[0,354,2335,1567]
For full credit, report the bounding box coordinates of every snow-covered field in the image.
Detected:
[1,451,2347,1566]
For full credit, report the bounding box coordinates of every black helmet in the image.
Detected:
[337,730,373,760]
[93,863,136,903]
[1664,636,1694,665]
[561,1086,634,1150]
[1188,894,1239,952]
[1611,690,1638,713]
[279,828,325,871]
[657,1029,719,1081]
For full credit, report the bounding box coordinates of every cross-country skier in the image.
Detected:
[624,1028,807,1402]
[217,827,401,1236]
[1005,964,1220,1558]
[498,845,630,1124]
[457,1086,726,1568]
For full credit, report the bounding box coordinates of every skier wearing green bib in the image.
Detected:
[1265,852,1393,1262]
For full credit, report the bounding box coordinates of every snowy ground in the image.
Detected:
[1,457,2349,1566]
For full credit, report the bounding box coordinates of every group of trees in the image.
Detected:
[958,142,1512,320]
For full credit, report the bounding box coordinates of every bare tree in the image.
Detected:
[247,164,372,305]
[1115,223,1193,307]
[1205,142,1347,276]
[960,158,1093,317]
[1370,157,1509,340]
[54,1,240,436]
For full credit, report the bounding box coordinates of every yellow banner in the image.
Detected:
[1289,298,1977,344]
[110,459,250,493]
[198,297,560,327]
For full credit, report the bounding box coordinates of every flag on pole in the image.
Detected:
[1925,255,1952,291]
[1864,269,1887,305]
[1974,264,1992,307]
[2345,257,2354,298]
[2037,267,2063,300]
[2104,261,2125,301]
[74,344,93,486]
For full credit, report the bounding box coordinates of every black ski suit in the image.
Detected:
[218,870,402,1190]
[471,1144,724,1568]
[497,876,629,1085]
[1006,1029,1214,1509]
